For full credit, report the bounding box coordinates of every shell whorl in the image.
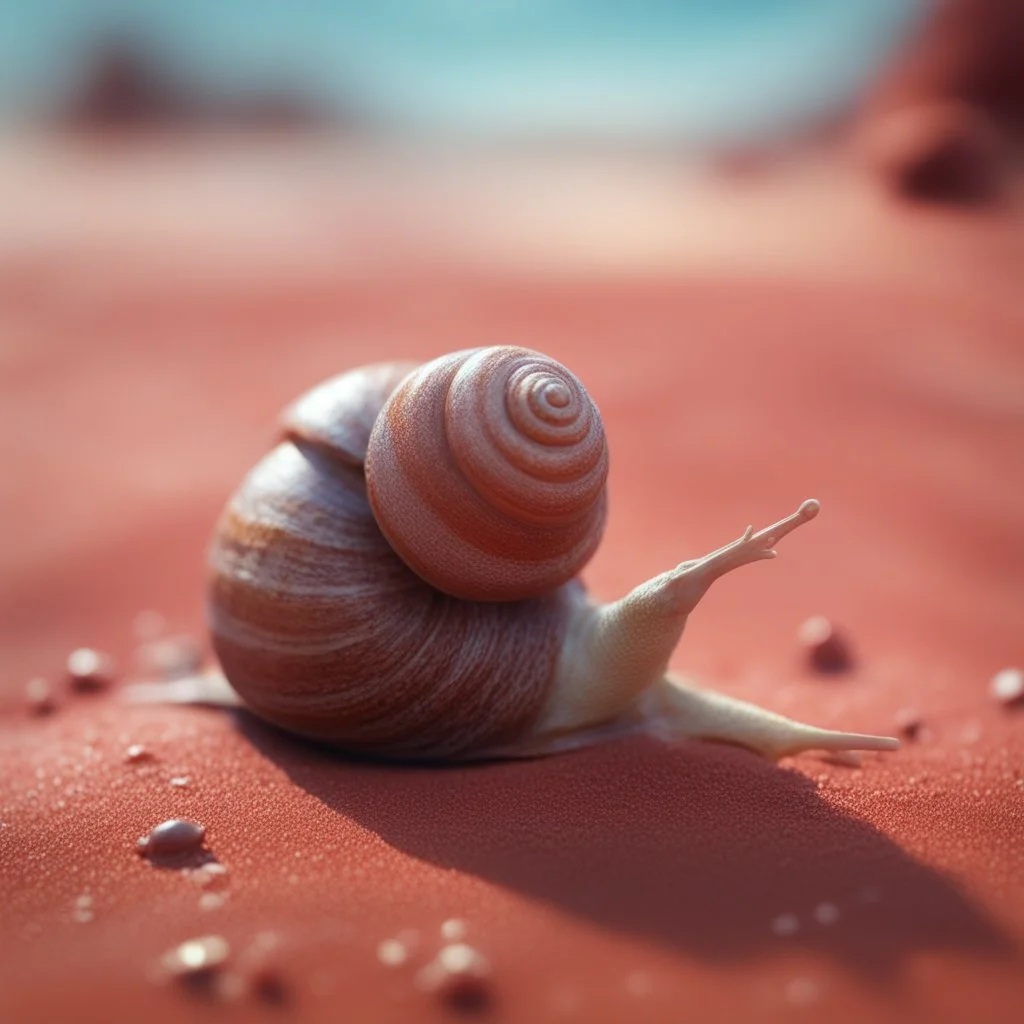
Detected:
[366,347,609,602]
[207,356,582,759]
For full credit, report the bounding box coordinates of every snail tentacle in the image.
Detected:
[648,674,901,760]
[535,502,822,736]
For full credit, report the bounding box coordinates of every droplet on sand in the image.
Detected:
[124,744,152,763]
[797,616,853,674]
[814,902,840,926]
[377,938,408,967]
[990,667,1024,706]
[159,935,230,978]
[137,819,206,860]
[416,943,493,1014]
[67,648,117,691]
[440,918,467,941]
[169,776,191,788]
[25,677,56,715]
[771,913,800,937]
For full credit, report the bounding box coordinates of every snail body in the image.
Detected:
[167,346,899,762]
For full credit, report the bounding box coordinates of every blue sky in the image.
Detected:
[0,1,926,142]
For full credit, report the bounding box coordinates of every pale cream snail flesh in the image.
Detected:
[127,346,899,763]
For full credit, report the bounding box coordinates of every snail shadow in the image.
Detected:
[237,715,1013,978]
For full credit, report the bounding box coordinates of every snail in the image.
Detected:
[128,346,899,762]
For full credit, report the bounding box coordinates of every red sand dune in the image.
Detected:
[1,143,1023,1022]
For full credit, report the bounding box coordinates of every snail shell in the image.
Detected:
[204,346,899,762]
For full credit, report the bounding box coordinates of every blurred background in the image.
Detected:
[1,1,926,142]
[1,0,1022,693]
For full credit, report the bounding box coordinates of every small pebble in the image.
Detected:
[67,648,117,691]
[160,935,230,977]
[797,616,853,673]
[25,677,56,715]
[814,902,840,926]
[137,819,206,860]
[169,775,191,788]
[894,707,924,741]
[990,667,1024,706]
[135,635,203,680]
[771,913,800,937]
[416,943,493,1014]
[124,744,152,763]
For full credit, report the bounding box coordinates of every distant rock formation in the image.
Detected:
[58,35,337,135]
[59,38,187,131]
[854,0,1023,204]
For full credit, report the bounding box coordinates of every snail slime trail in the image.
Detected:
[140,346,900,762]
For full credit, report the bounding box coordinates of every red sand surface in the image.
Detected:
[1,142,1023,1023]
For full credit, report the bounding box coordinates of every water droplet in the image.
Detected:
[771,913,800,937]
[25,677,56,715]
[159,935,230,977]
[797,616,853,674]
[137,819,206,861]
[124,744,152,764]
[377,938,408,966]
[416,943,493,1015]
[991,667,1024,706]
[67,648,117,692]
[440,918,467,941]
[814,902,840,926]
[169,776,191,788]
[785,977,820,1006]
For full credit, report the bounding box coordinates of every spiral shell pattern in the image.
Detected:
[366,347,608,601]
[208,440,575,759]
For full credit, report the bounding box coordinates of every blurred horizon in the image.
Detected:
[0,0,927,145]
